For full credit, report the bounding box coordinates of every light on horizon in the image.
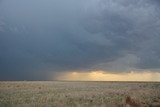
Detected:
[54,71,160,81]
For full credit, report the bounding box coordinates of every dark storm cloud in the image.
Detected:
[82,0,160,71]
[0,0,160,80]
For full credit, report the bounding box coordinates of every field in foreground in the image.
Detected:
[0,81,160,107]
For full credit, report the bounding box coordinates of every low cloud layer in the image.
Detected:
[0,0,160,80]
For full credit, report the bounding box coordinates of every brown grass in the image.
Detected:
[0,81,160,107]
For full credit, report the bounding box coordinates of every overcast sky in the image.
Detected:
[0,0,160,80]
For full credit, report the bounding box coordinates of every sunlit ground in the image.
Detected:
[53,71,160,81]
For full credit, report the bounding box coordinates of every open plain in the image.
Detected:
[0,81,160,107]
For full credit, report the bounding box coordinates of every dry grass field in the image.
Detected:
[0,81,160,107]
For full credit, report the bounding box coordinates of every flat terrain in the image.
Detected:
[0,81,160,107]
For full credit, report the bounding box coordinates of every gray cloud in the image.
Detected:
[0,0,160,80]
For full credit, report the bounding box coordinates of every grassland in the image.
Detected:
[0,81,160,107]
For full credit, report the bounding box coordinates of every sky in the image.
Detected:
[0,0,160,81]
